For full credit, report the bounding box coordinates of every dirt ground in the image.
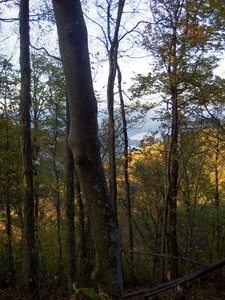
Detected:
[0,283,225,300]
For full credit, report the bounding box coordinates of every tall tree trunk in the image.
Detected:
[52,1,123,298]
[117,64,134,261]
[33,112,40,276]
[53,153,62,282]
[211,133,220,261]
[161,190,169,280]
[19,0,38,296]
[65,98,76,295]
[52,103,62,280]
[160,143,169,280]
[166,92,179,278]
[75,170,90,286]
[215,135,220,259]
[165,17,180,279]
[107,0,125,215]
[107,52,117,214]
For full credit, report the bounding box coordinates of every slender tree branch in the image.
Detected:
[30,44,61,61]
[122,249,208,267]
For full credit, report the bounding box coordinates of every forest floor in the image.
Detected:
[0,283,225,300]
[124,282,225,300]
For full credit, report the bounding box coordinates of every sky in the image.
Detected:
[0,1,159,144]
[1,1,225,146]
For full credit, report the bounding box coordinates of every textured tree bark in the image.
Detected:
[52,1,123,298]
[19,0,38,296]
[75,170,90,286]
[117,64,134,261]
[107,52,118,214]
[166,91,179,279]
[165,19,179,279]
[214,134,220,259]
[66,100,76,295]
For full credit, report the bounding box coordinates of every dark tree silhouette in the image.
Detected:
[52,0,123,298]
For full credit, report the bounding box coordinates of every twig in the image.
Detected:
[30,44,61,61]
[122,249,208,267]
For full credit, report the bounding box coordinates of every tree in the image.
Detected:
[65,96,76,295]
[117,65,134,261]
[0,115,18,286]
[130,142,166,260]
[106,0,125,215]
[19,0,38,296]
[0,58,20,285]
[92,0,148,260]
[52,0,123,298]
[131,0,223,279]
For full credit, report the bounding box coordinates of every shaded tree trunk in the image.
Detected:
[107,0,125,215]
[75,170,91,286]
[52,1,123,298]
[160,144,169,280]
[215,135,220,259]
[211,133,221,262]
[19,0,38,296]
[161,199,168,279]
[65,98,76,295]
[117,64,134,261]
[165,13,180,278]
[107,49,117,214]
[166,91,179,279]
[52,135,62,282]
[65,153,76,293]
[32,104,40,277]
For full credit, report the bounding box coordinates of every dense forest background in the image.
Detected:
[1,0,225,299]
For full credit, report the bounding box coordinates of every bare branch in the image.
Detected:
[122,249,208,267]
[0,17,19,22]
[30,44,61,61]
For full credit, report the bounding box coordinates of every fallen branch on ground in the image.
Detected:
[124,257,225,299]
